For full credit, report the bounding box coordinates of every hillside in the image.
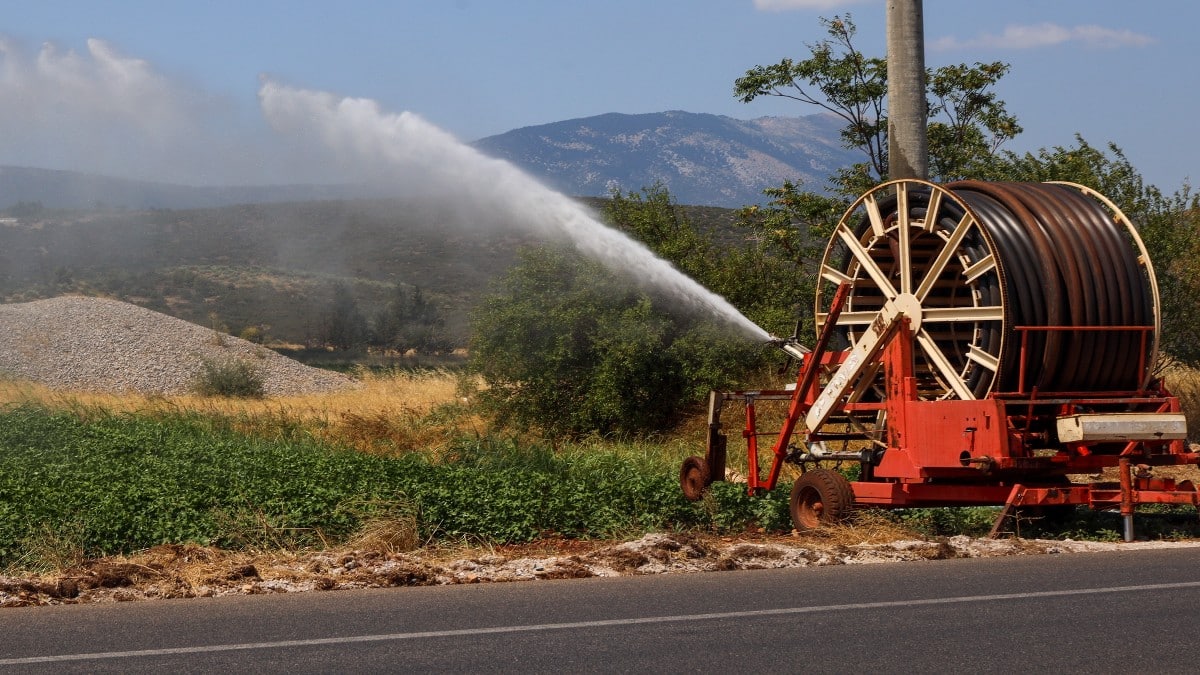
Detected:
[0,111,855,212]
[0,108,846,346]
[0,198,742,349]
[0,166,393,211]
[472,111,858,206]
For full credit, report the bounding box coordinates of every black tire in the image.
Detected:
[679,456,711,501]
[790,468,856,531]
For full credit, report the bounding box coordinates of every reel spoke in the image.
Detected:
[916,328,975,400]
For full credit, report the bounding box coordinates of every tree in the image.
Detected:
[469,249,673,436]
[320,283,367,350]
[725,181,845,339]
[602,182,716,284]
[926,62,1021,181]
[604,182,833,340]
[735,15,887,188]
[734,14,1020,194]
[469,188,768,437]
[371,283,449,353]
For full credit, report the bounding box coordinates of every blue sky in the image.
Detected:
[1,0,1194,192]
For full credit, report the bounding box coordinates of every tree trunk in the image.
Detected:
[886,0,928,180]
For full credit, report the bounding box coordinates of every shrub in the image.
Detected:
[192,358,265,398]
[468,247,765,437]
[238,325,265,344]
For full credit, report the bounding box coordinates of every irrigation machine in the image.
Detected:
[680,179,1196,540]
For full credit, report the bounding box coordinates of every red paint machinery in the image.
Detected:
[680,180,1194,540]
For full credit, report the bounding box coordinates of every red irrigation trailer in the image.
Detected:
[680,180,1195,540]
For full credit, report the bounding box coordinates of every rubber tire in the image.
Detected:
[790,468,856,531]
[679,456,711,502]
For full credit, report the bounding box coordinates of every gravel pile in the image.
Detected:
[0,296,358,396]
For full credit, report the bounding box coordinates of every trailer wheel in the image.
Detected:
[790,469,855,531]
[679,456,711,501]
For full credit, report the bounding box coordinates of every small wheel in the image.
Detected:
[790,468,856,530]
[679,456,711,501]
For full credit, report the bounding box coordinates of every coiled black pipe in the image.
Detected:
[833,181,1154,398]
[948,181,1152,393]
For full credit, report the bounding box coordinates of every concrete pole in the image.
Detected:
[886,0,928,180]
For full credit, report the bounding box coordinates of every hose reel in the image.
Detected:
[683,179,1188,540]
[815,180,1159,401]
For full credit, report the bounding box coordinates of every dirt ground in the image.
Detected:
[5,530,1199,608]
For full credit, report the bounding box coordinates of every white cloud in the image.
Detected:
[0,36,283,185]
[933,23,1155,51]
[753,0,874,11]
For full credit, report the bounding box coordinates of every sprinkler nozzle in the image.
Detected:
[767,335,811,360]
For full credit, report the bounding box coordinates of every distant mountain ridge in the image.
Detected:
[0,111,857,210]
[472,111,858,206]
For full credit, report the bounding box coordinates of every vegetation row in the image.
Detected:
[5,396,1200,571]
[0,404,797,569]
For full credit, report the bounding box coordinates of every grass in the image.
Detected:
[0,369,484,457]
[3,366,1199,573]
[1165,364,1200,443]
[0,386,786,570]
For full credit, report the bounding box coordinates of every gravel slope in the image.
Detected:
[0,296,356,396]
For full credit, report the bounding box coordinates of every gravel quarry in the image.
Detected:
[0,295,356,396]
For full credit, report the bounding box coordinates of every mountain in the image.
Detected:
[0,196,739,349]
[472,111,858,207]
[0,111,856,211]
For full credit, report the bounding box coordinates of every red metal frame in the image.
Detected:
[703,286,1197,539]
[1013,325,1153,394]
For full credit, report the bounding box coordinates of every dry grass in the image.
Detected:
[0,369,486,455]
[1165,364,1200,443]
[800,509,922,546]
[349,514,421,554]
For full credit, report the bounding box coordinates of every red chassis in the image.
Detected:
[682,289,1196,541]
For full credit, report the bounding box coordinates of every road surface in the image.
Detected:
[3,548,1199,672]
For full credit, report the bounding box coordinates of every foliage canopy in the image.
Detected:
[469,237,764,438]
[735,14,1020,194]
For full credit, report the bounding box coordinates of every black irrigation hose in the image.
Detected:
[835,181,1153,398]
[948,181,1151,393]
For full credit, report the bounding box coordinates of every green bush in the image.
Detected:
[192,358,265,398]
[468,247,767,438]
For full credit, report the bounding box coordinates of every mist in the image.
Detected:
[0,37,306,186]
[0,36,767,339]
[258,82,767,339]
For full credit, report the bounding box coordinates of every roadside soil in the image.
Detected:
[5,530,1199,608]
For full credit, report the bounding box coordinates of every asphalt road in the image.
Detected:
[3,548,1200,673]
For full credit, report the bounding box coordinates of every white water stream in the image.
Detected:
[258,82,770,341]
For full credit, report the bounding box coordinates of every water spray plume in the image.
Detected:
[257,81,770,342]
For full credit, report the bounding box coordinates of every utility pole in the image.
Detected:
[886,0,928,180]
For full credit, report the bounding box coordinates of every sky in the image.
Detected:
[0,0,1195,192]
